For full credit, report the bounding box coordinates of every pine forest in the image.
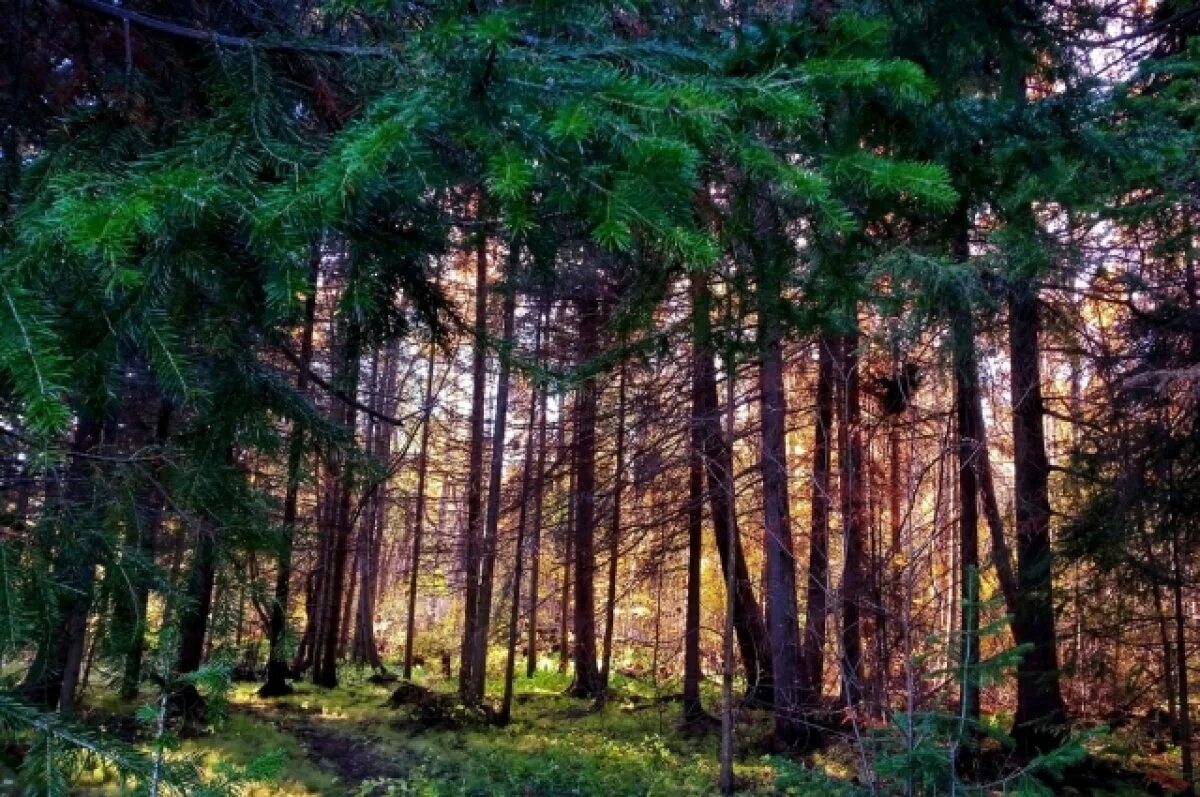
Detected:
[2,1,1200,794]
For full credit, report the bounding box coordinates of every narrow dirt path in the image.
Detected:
[240,703,408,790]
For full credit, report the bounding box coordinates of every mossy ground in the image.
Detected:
[64,662,1180,796]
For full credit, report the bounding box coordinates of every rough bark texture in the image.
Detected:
[567,296,602,699]
[837,325,869,708]
[801,338,834,705]
[755,248,804,745]
[1008,279,1068,754]
[691,274,773,706]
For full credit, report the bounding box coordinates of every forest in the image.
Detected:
[1,0,1199,794]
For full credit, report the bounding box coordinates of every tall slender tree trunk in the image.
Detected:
[117,398,173,700]
[801,338,834,705]
[559,422,574,676]
[525,318,550,679]
[837,324,869,709]
[954,310,982,729]
[500,299,545,723]
[567,296,602,699]
[691,273,773,705]
[312,326,360,688]
[261,262,318,697]
[459,231,489,699]
[27,413,104,712]
[754,242,804,746]
[682,384,707,726]
[1008,277,1068,754]
[600,359,626,694]
[404,347,438,681]
[467,280,517,703]
[1172,533,1195,796]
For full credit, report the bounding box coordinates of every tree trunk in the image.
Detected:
[261,263,318,696]
[691,273,773,706]
[801,338,834,705]
[404,347,438,680]
[312,323,360,688]
[466,278,517,703]
[566,296,602,699]
[1008,277,1068,754]
[25,413,104,712]
[177,522,218,675]
[599,359,626,694]
[526,317,550,679]
[500,299,545,724]
[954,310,982,729]
[682,387,707,726]
[119,399,173,700]
[755,248,804,745]
[837,325,869,708]
[459,230,489,699]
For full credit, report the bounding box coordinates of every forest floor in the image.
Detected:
[66,666,1187,796]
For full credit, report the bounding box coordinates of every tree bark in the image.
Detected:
[801,338,834,705]
[599,358,626,694]
[458,230,489,698]
[404,346,438,680]
[1008,277,1068,754]
[261,261,318,697]
[837,325,869,709]
[567,296,602,699]
[691,273,773,706]
[501,299,545,724]
[754,245,804,745]
[466,276,517,703]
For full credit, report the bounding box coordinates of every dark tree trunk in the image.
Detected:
[466,280,517,703]
[681,396,707,726]
[954,310,982,728]
[312,324,361,688]
[1008,278,1068,754]
[801,338,834,705]
[691,274,773,706]
[559,423,574,676]
[177,523,218,675]
[262,264,318,696]
[23,413,104,712]
[404,347,438,681]
[525,312,550,679]
[119,399,173,700]
[567,296,602,699]
[500,300,545,723]
[599,359,626,694]
[837,325,869,708]
[754,248,804,746]
[459,231,489,699]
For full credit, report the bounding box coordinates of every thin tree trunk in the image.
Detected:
[566,296,602,699]
[682,385,707,726]
[459,230,489,698]
[467,278,517,702]
[600,359,627,694]
[754,240,804,746]
[801,338,834,705]
[954,310,982,729]
[403,347,438,681]
[526,321,550,679]
[261,259,318,696]
[691,273,773,706]
[1173,534,1195,796]
[119,399,173,700]
[837,324,869,708]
